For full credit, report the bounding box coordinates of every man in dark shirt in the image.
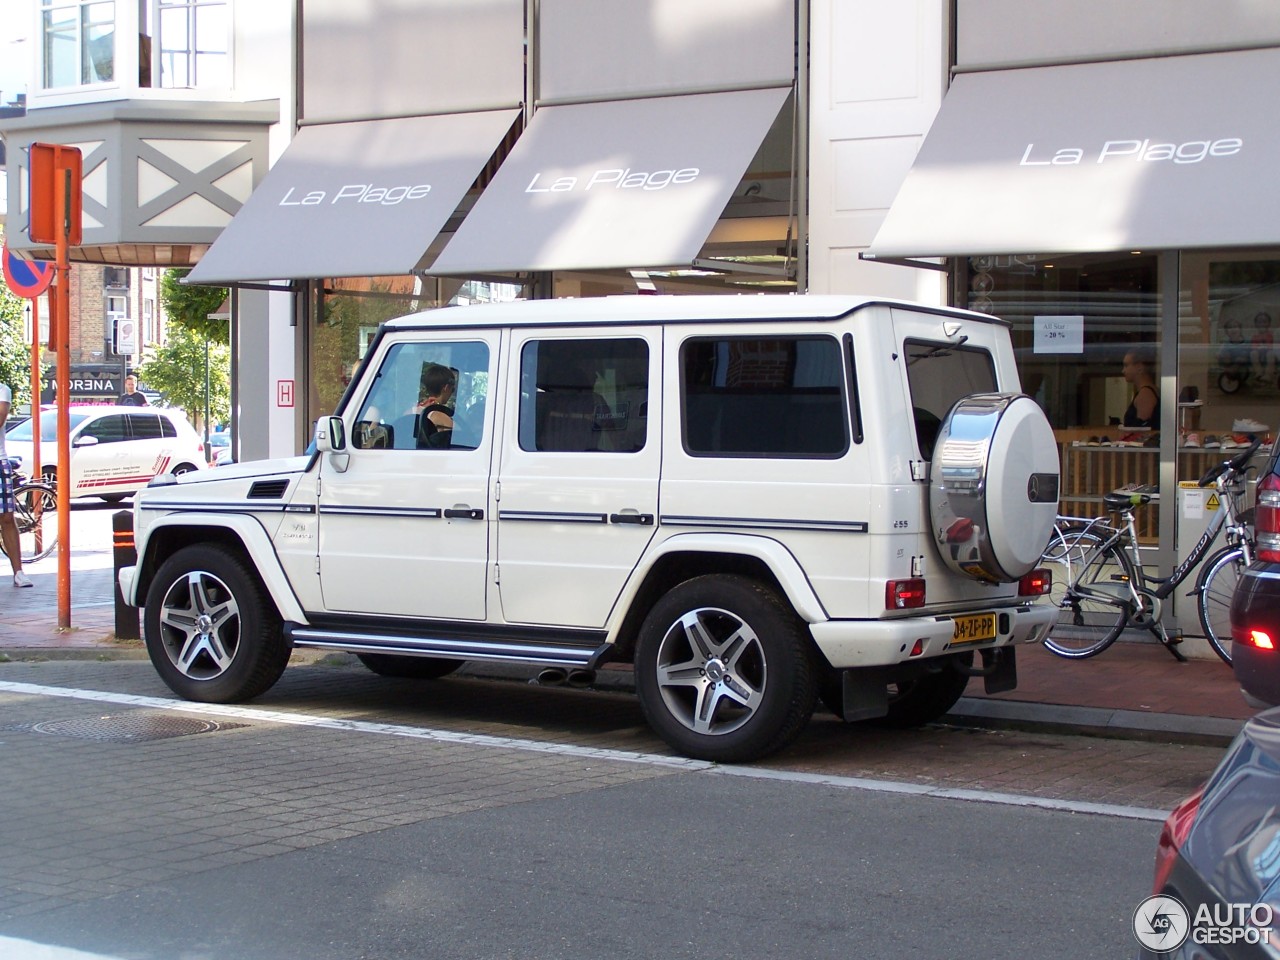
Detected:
[116,374,149,407]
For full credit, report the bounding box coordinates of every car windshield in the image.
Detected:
[6,413,91,441]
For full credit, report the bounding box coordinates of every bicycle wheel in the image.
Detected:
[13,482,58,564]
[1197,546,1244,665]
[1043,530,1133,658]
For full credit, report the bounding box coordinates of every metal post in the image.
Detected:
[111,511,139,640]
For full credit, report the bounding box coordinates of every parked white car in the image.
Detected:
[7,404,207,501]
[123,295,1060,762]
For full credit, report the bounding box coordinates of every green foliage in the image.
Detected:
[136,323,230,430]
[159,269,229,343]
[0,285,32,405]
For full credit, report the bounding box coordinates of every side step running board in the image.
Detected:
[287,625,609,669]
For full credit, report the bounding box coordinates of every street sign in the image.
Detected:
[2,243,55,298]
[28,142,83,246]
[113,316,138,354]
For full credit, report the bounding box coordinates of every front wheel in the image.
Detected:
[634,575,816,762]
[1197,546,1244,664]
[144,544,288,702]
[12,482,58,563]
[1042,532,1133,658]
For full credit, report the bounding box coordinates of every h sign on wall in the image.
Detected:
[277,379,294,407]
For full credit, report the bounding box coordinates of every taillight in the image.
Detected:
[1255,473,1280,562]
[1153,786,1203,893]
[1019,568,1051,596]
[1241,629,1276,650]
[886,578,926,609]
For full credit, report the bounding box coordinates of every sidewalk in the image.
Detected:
[0,556,1257,745]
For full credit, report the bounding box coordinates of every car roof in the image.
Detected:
[384,294,1006,331]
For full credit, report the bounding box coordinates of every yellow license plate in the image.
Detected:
[951,613,997,645]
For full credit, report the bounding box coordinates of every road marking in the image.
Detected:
[0,935,128,959]
[0,680,1169,821]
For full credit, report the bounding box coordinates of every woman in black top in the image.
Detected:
[1122,348,1160,428]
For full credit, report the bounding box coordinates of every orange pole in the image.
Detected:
[54,169,71,629]
[29,297,41,479]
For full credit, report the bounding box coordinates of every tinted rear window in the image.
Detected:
[681,336,848,458]
[905,339,998,459]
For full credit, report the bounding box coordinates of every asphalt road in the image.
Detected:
[0,657,1208,959]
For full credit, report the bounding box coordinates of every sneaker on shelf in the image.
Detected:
[13,571,33,588]
[1233,417,1269,433]
[1183,432,1202,447]
[1204,435,1221,449]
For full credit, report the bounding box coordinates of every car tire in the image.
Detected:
[99,494,128,504]
[144,544,288,702]
[864,654,973,728]
[171,463,199,476]
[634,574,816,762]
[356,653,463,679]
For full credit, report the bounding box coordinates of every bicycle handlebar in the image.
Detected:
[1197,437,1262,487]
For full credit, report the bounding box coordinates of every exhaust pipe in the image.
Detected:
[533,667,568,686]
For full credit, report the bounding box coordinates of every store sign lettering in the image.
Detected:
[277,183,432,207]
[525,167,701,194]
[1019,138,1242,166]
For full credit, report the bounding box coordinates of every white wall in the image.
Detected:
[807,0,947,302]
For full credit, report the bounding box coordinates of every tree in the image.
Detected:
[159,269,229,343]
[136,323,229,430]
[0,285,32,405]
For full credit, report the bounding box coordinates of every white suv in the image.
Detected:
[122,296,1059,761]
[7,404,207,502]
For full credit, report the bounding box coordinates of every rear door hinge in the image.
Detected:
[910,460,928,482]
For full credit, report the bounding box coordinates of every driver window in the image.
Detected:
[351,340,490,452]
[80,414,130,444]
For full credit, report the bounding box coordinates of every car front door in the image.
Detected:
[495,327,660,627]
[70,412,132,496]
[315,331,499,621]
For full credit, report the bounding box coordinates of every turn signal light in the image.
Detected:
[1255,473,1280,562]
[1019,568,1051,596]
[1244,629,1276,651]
[886,578,926,609]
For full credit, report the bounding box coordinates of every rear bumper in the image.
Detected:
[809,602,1056,669]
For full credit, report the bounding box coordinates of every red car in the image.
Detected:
[1230,438,1280,709]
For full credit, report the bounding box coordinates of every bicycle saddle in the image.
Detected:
[1104,490,1156,512]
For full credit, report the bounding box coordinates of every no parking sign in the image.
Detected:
[2,243,55,298]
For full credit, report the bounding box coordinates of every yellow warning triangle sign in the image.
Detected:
[1207,493,1220,510]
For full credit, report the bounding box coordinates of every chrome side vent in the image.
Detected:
[248,479,290,500]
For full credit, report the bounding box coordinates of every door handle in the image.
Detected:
[610,512,654,526]
[443,508,484,520]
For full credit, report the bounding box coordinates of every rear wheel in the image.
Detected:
[1042,532,1133,658]
[356,653,463,679]
[1197,546,1244,664]
[871,655,973,728]
[634,575,816,762]
[144,544,288,702]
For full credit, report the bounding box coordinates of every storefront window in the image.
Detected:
[1178,251,1280,468]
[963,253,1164,537]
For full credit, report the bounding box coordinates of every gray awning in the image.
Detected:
[868,48,1280,259]
[186,110,520,284]
[429,87,791,275]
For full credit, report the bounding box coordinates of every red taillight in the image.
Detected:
[1153,786,1203,893]
[1019,568,1051,597]
[1255,473,1280,562]
[886,578,926,609]
[1242,629,1276,650]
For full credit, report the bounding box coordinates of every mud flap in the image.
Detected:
[836,666,893,722]
[980,646,1017,695]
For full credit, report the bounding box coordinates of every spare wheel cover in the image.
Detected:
[929,393,1060,583]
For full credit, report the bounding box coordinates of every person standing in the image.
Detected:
[116,374,149,406]
[1122,347,1160,429]
[0,384,34,588]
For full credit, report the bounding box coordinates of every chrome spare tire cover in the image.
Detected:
[929,393,1059,583]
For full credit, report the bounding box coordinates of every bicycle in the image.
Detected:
[0,458,58,565]
[1041,438,1260,663]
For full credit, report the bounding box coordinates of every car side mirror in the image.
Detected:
[73,435,99,448]
[314,416,346,453]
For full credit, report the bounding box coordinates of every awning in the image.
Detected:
[186,109,520,284]
[867,48,1280,259]
[430,86,791,275]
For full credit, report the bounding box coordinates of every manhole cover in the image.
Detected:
[24,713,243,743]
